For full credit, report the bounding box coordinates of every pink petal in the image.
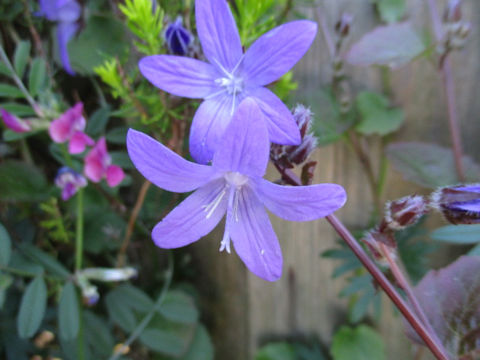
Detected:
[106,165,124,187]
[1,109,31,133]
[69,131,94,154]
[49,102,85,142]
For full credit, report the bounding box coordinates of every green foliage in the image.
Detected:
[0,223,12,267]
[355,91,404,136]
[0,272,13,309]
[13,41,31,77]
[17,276,47,338]
[431,224,480,244]
[235,0,278,47]
[39,198,72,244]
[17,242,70,278]
[331,325,385,360]
[0,161,50,202]
[373,0,406,24]
[255,342,296,360]
[94,58,126,99]
[120,0,165,55]
[271,71,298,101]
[28,58,47,97]
[58,282,80,340]
[159,290,199,324]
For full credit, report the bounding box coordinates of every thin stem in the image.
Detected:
[75,188,84,271]
[427,0,465,181]
[0,45,42,117]
[20,139,33,165]
[109,252,174,360]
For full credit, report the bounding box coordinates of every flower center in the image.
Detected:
[224,171,249,188]
[215,75,244,95]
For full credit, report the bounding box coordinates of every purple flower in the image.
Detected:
[38,0,81,75]
[139,0,317,164]
[1,109,32,133]
[165,17,193,56]
[49,102,94,154]
[431,184,480,224]
[55,167,87,200]
[127,99,346,281]
[84,137,125,187]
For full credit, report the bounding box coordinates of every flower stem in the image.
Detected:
[75,188,84,271]
[427,0,465,182]
[109,252,174,360]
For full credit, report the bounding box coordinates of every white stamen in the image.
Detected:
[233,189,240,222]
[219,228,231,253]
[203,189,226,219]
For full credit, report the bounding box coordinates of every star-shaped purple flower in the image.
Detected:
[139,0,317,164]
[127,98,346,281]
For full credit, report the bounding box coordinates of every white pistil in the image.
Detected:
[219,228,231,253]
[211,57,245,115]
[203,189,226,219]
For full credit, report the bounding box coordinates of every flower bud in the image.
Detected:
[382,195,428,231]
[164,17,193,56]
[335,13,354,37]
[1,109,32,133]
[430,184,480,224]
[362,230,397,267]
[55,167,87,201]
[301,161,317,185]
[444,0,463,23]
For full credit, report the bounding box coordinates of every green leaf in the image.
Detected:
[0,222,12,266]
[58,282,80,340]
[17,276,47,338]
[115,284,154,312]
[86,106,110,136]
[13,41,31,77]
[106,126,128,144]
[139,328,186,356]
[386,142,480,188]
[331,325,385,360]
[431,224,480,244]
[355,91,404,135]
[0,161,50,202]
[84,311,115,357]
[110,151,134,169]
[18,243,70,278]
[255,342,296,360]
[28,58,47,97]
[3,129,41,142]
[181,325,214,360]
[0,272,13,309]
[468,244,480,256]
[376,0,406,23]
[105,287,140,332]
[0,84,25,98]
[346,23,425,68]
[159,290,199,324]
[0,61,12,76]
[0,102,35,117]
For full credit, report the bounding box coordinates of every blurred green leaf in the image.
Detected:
[355,91,404,135]
[3,129,41,142]
[0,84,25,98]
[13,41,30,77]
[331,325,385,360]
[59,282,80,340]
[86,106,111,136]
[0,102,35,117]
[159,290,199,324]
[110,151,134,169]
[17,276,47,338]
[181,324,214,360]
[431,224,480,244]
[105,289,137,332]
[106,126,128,144]
[375,0,406,23]
[84,311,115,357]
[0,161,50,202]
[28,58,47,97]
[139,328,186,356]
[0,222,12,266]
[0,272,13,309]
[0,61,12,76]
[18,243,70,278]
[255,342,296,360]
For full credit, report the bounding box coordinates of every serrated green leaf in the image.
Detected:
[350,288,376,323]
[18,243,70,278]
[376,0,406,23]
[17,276,47,338]
[431,224,480,244]
[159,290,199,324]
[28,58,47,97]
[331,325,385,360]
[181,324,214,360]
[139,328,185,356]
[58,282,80,340]
[0,84,25,98]
[0,222,12,266]
[355,91,404,136]
[13,41,31,77]
[0,161,49,202]
[255,342,296,360]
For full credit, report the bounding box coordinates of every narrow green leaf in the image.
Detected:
[17,276,47,338]
[0,102,35,117]
[28,58,47,97]
[0,84,25,98]
[110,151,134,169]
[13,41,31,77]
[86,107,110,136]
[58,282,80,340]
[431,224,480,244]
[18,243,70,278]
[0,161,50,202]
[331,325,385,360]
[0,272,13,309]
[0,222,12,266]
[159,291,199,324]
[0,62,12,76]
[106,126,128,144]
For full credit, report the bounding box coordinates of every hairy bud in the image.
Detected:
[362,230,397,267]
[335,13,354,37]
[382,195,428,231]
[430,184,480,224]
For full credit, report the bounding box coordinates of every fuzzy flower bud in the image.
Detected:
[382,195,428,231]
[164,17,193,56]
[270,105,318,168]
[335,13,354,37]
[362,230,397,267]
[430,184,480,224]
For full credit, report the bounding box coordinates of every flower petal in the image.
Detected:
[212,98,269,178]
[57,0,82,23]
[139,55,218,98]
[0,109,31,133]
[106,165,124,187]
[195,0,243,72]
[127,129,216,192]
[69,131,94,154]
[189,95,234,164]
[57,22,79,75]
[152,179,227,248]
[249,87,301,145]
[243,20,317,87]
[229,186,282,281]
[254,179,347,221]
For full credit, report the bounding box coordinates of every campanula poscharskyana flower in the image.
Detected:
[139,0,317,164]
[165,17,193,56]
[126,98,346,281]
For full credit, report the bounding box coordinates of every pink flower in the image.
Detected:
[84,137,124,187]
[49,102,94,154]
[1,109,32,133]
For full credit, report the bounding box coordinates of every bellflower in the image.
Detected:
[55,167,87,200]
[1,109,32,133]
[38,0,81,75]
[84,137,125,187]
[139,0,317,164]
[431,184,480,224]
[165,17,193,56]
[49,102,94,154]
[127,99,346,281]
